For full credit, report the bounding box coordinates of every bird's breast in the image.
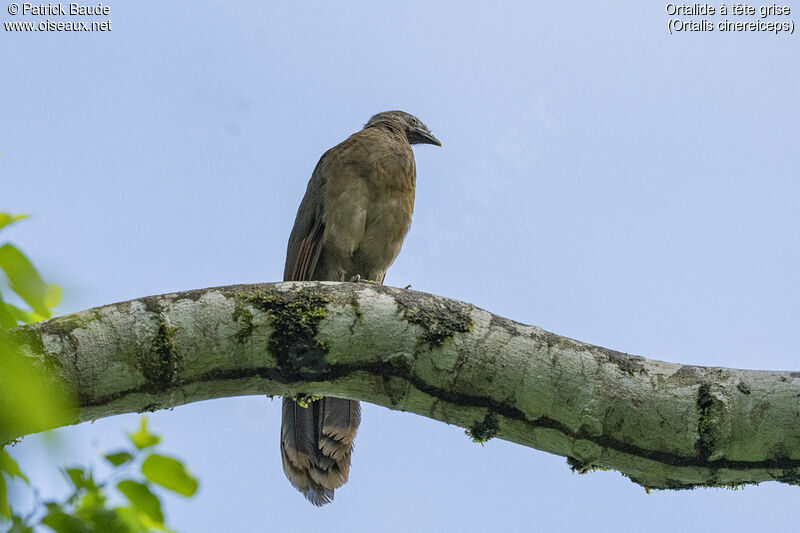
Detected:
[356,151,415,276]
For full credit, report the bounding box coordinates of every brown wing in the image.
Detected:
[284,151,329,282]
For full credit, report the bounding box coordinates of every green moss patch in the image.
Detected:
[243,289,330,376]
[395,291,473,347]
[292,393,324,408]
[566,456,611,474]
[696,383,720,462]
[142,319,180,388]
[466,411,499,444]
[231,303,254,343]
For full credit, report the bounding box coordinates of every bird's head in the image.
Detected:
[365,110,441,147]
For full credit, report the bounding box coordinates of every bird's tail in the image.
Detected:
[280,396,361,506]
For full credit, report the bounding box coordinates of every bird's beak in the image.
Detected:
[416,129,442,147]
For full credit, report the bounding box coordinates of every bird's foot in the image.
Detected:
[348,274,380,284]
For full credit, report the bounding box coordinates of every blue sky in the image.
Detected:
[2,1,799,531]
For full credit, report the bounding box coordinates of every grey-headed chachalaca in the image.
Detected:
[281,111,441,505]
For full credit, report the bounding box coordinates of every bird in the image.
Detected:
[281,110,441,505]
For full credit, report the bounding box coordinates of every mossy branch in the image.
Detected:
[5,281,800,490]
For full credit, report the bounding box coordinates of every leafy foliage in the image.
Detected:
[0,213,74,443]
[0,450,26,520]
[0,213,199,532]
[0,213,61,327]
[5,417,198,532]
[0,337,76,445]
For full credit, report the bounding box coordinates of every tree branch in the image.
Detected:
[5,282,800,490]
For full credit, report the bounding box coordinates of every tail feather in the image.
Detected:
[280,396,360,506]
[280,398,316,470]
[319,397,360,459]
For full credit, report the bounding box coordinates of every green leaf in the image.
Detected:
[7,514,35,533]
[0,472,9,519]
[141,454,198,497]
[127,418,161,450]
[63,468,96,491]
[0,299,18,329]
[0,448,28,482]
[117,479,164,523]
[45,283,63,309]
[0,337,77,445]
[0,244,52,318]
[0,280,59,327]
[77,485,106,511]
[41,505,92,533]
[0,213,28,232]
[82,508,132,533]
[112,506,151,532]
[64,467,85,488]
[0,300,37,326]
[104,451,134,467]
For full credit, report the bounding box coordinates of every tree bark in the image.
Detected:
[5,282,800,490]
